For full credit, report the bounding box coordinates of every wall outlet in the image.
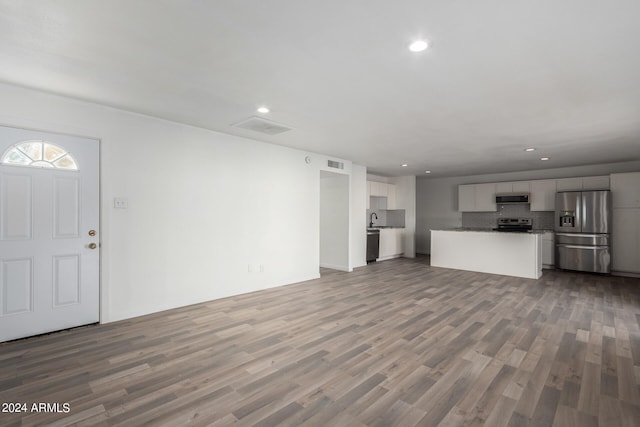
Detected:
[114,197,128,209]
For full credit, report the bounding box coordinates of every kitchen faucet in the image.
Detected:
[369,212,378,228]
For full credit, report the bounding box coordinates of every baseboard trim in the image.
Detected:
[376,254,403,262]
[612,271,640,278]
[320,263,352,272]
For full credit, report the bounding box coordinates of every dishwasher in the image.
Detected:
[366,229,380,263]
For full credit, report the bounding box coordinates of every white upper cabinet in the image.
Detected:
[458,183,497,212]
[495,181,530,193]
[460,175,613,212]
[513,181,531,193]
[611,172,640,208]
[386,184,397,209]
[367,181,397,209]
[530,179,557,211]
[475,183,497,211]
[582,175,610,190]
[369,181,387,197]
[556,177,584,192]
[458,184,476,212]
[495,182,513,194]
[557,176,610,192]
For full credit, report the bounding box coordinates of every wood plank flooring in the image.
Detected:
[2,257,640,426]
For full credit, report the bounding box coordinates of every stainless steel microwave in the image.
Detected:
[495,194,530,204]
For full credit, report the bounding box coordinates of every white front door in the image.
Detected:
[0,126,99,342]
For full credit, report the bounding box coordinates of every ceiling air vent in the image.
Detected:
[327,160,344,170]
[231,116,293,135]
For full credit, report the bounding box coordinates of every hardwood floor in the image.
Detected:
[2,258,640,426]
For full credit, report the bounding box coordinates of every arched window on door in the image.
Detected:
[1,140,78,170]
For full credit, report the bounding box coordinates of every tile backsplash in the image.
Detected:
[462,204,555,230]
[367,208,387,226]
[366,208,406,227]
[367,196,406,227]
[386,210,406,227]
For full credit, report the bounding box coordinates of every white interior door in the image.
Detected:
[0,126,99,342]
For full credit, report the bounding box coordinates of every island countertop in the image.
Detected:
[432,228,552,234]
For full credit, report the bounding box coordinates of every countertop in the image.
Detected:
[367,226,406,230]
[431,228,553,235]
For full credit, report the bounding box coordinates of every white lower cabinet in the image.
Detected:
[378,228,404,260]
[612,208,640,274]
[541,232,555,268]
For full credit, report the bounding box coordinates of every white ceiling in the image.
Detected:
[1,0,639,177]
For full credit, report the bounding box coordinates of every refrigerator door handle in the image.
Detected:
[557,244,609,250]
[555,233,608,238]
[577,192,584,232]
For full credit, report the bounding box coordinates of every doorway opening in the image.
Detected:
[319,171,350,272]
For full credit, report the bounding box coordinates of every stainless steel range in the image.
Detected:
[493,218,533,232]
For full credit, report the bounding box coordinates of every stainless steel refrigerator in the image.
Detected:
[555,190,611,273]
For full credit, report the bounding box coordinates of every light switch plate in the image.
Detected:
[114,197,128,209]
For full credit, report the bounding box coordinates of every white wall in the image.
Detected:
[350,164,367,269]
[320,172,350,271]
[416,161,640,254]
[0,82,355,322]
[390,175,416,258]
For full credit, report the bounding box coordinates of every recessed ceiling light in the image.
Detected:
[540,157,550,161]
[257,106,270,114]
[425,170,431,174]
[401,164,408,167]
[524,148,535,152]
[408,40,430,52]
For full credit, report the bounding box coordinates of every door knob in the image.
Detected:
[88,243,97,250]
[88,230,96,236]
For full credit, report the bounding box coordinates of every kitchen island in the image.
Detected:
[430,229,542,279]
